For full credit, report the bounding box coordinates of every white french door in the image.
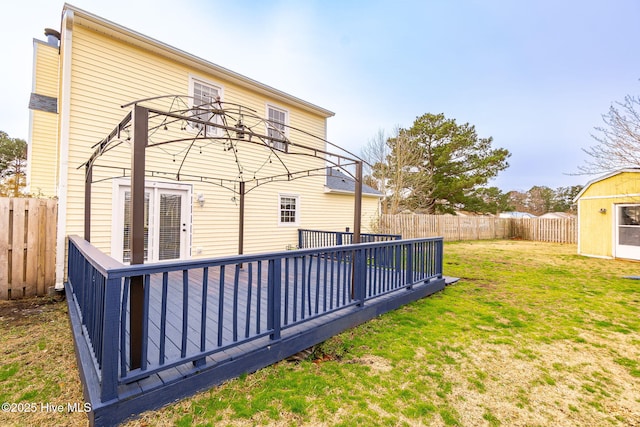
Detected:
[615,204,640,260]
[113,181,191,263]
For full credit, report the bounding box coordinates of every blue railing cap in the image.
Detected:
[69,234,442,278]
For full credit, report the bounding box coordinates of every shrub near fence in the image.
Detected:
[379,214,576,244]
[0,198,57,299]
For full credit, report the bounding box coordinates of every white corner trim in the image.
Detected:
[578,193,640,201]
[54,9,74,289]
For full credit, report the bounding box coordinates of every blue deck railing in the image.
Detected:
[298,229,402,249]
[66,235,443,404]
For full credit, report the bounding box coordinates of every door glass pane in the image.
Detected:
[620,206,640,225]
[123,191,149,263]
[159,193,182,260]
[619,227,640,246]
[619,205,640,246]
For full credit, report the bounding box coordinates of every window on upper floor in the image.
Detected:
[279,194,299,225]
[190,77,223,136]
[266,105,288,152]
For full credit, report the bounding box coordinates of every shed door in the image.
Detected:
[616,204,640,260]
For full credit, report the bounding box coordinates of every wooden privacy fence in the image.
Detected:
[379,214,576,244]
[0,198,57,299]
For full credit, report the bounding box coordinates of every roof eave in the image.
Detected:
[62,3,335,118]
[324,188,383,198]
[573,168,640,203]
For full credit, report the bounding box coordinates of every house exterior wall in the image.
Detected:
[28,40,59,196]
[577,171,640,258]
[29,5,379,279]
[320,192,381,233]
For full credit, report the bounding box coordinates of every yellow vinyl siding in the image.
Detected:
[577,171,640,258]
[61,18,366,259]
[29,41,59,196]
[29,111,59,196]
[33,41,59,97]
[577,197,614,257]
[313,192,380,233]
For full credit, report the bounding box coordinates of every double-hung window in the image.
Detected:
[191,78,222,136]
[267,105,288,151]
[279,194,299,225]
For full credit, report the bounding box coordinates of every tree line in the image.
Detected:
[506,186,582,216]
[360,113,586,216]
[361,84,640,216]
[361,113,512,215]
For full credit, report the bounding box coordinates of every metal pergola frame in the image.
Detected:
[80,96,365,369]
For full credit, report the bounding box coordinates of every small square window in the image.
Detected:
[279,195,298,225]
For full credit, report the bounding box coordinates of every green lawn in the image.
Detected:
[1,241,638,426]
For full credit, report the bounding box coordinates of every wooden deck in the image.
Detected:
[66,235,446,426]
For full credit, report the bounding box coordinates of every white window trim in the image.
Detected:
[278,193,300,227]
[111,178,193,263]
[265,103,289,151]
[188,74,224,136]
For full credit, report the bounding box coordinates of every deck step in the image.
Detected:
[444,276,460,285]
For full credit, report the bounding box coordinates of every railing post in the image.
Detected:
[298,229,303,249]
[336,232,343,246]
[405,242,414,287]
[130,104,147,370]
[435,239,444,278]
[353,248,366,306]
[268,258,282,340]
[101,275,121,402]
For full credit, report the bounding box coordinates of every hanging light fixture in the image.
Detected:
[235,118,245,139]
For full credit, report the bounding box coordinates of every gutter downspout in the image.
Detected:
[54,9,74,290]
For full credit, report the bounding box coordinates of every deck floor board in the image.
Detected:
[135,259,358,372]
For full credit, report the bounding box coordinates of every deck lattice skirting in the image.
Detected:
[66,235,445,426]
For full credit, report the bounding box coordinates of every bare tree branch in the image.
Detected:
[577,94,640,175]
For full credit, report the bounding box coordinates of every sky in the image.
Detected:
[1,0,639,192]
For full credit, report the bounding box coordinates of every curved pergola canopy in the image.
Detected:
[81,95,366,260]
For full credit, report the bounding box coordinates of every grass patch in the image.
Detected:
[2,241,639,426]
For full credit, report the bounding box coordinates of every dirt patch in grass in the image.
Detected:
[0,297,62,327]
[348,355,393,372]
[449,339,640,426]
[0,297,87,427]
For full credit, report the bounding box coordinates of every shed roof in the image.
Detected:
[325,169,382,197]
[573,168,640,203]
[539,212,576,219]
[498,211,537,219]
